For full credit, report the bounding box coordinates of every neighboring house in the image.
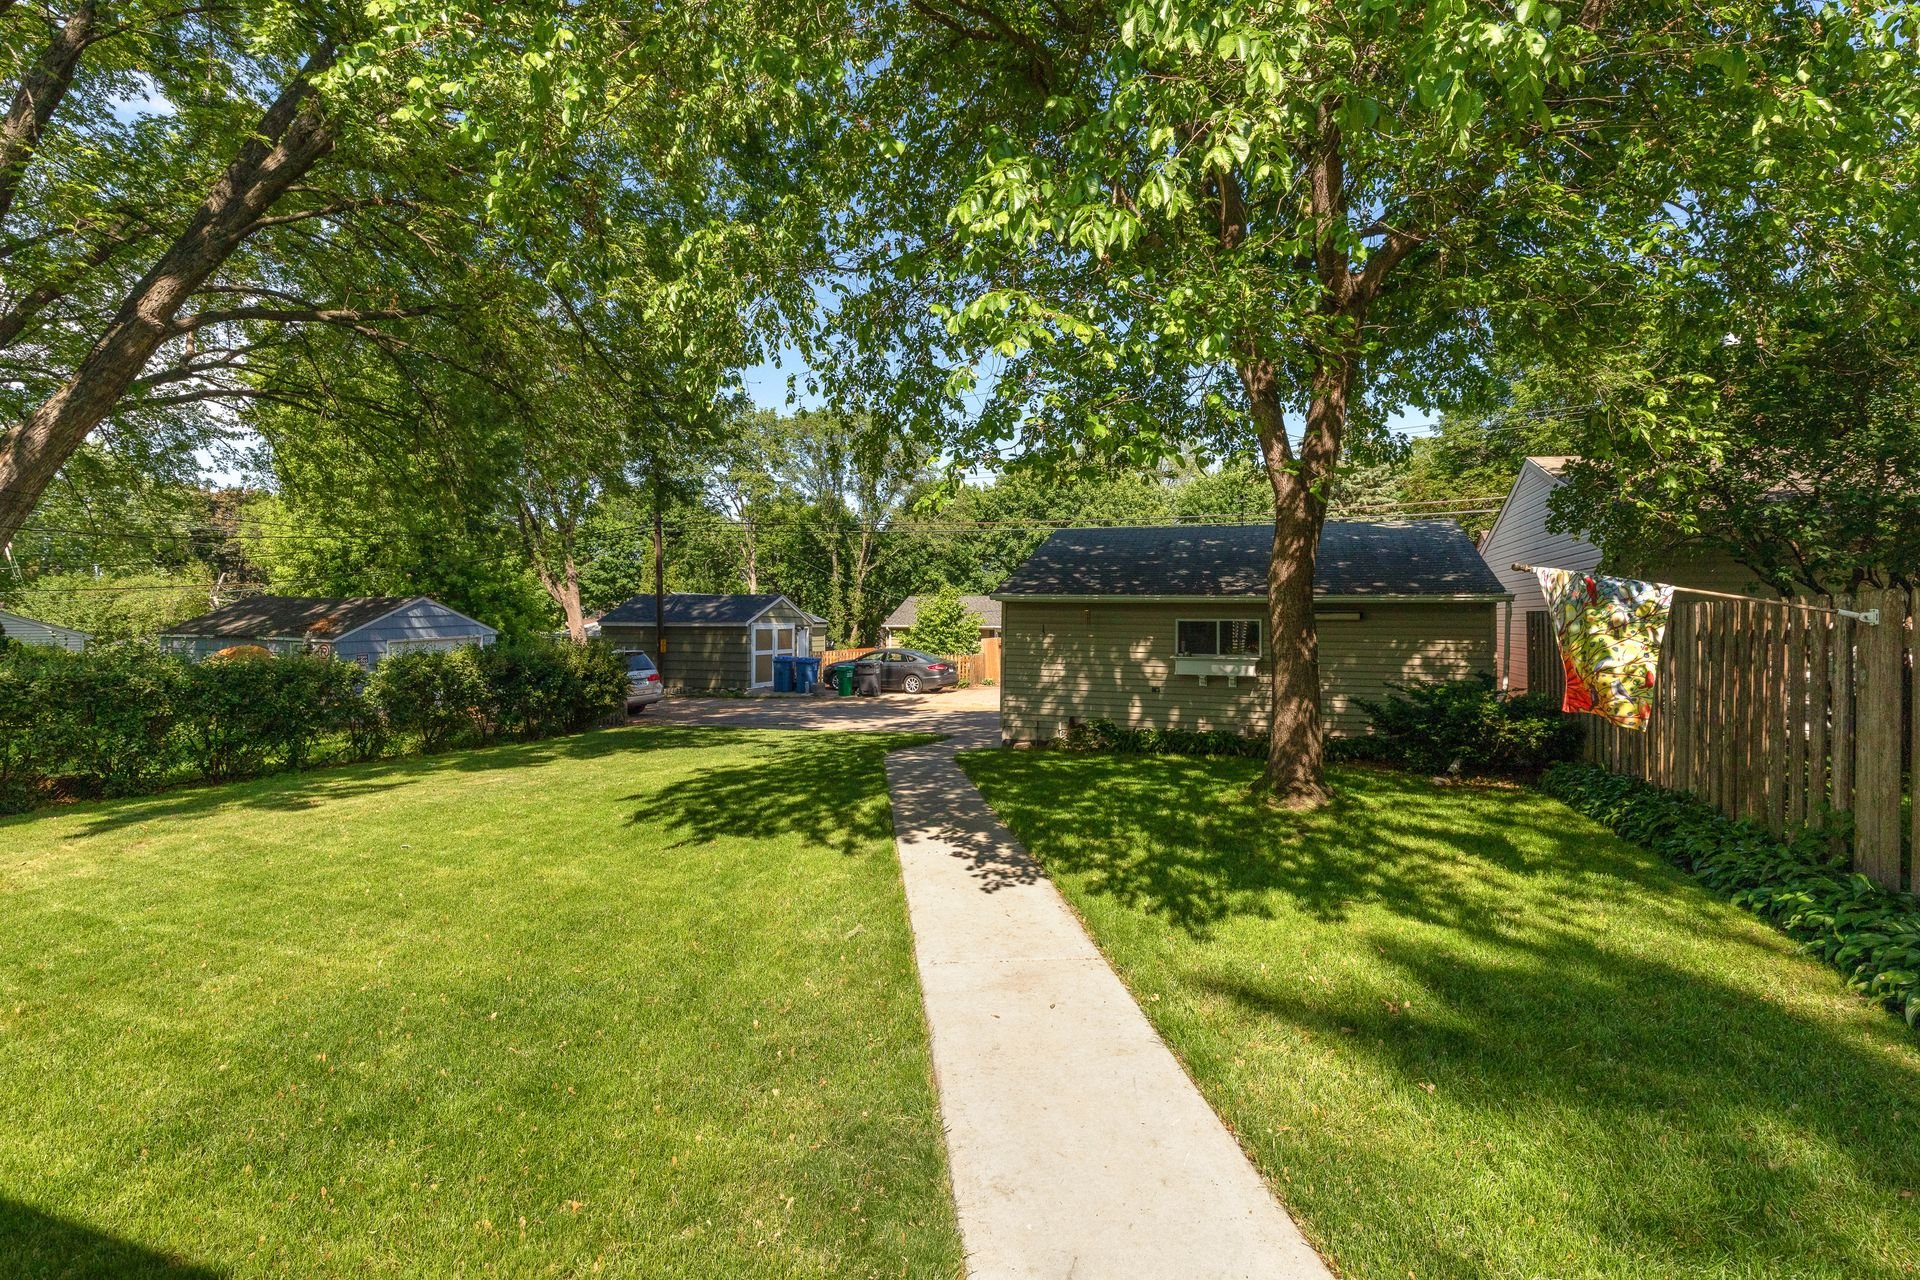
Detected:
[993,521,1510,743]
[1479,456,1784,693]
[0,608,88,651]
[160,596,497,667]
[879,594,1003,647]
[596,593,826,691]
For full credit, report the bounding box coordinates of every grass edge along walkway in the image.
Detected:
[0,725,965,1280]
[885,731,1329,1279]
[959,750,1920,1280]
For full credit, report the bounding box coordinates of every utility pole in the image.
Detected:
[652,465,666,668]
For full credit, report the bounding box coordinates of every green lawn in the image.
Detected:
[960,752,1920,1280]
[0,727,963,1280]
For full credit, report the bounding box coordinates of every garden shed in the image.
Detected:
[0,608,88,651]
[994,521,1510,743]
[596,593,826,691]
[160,596,496,667]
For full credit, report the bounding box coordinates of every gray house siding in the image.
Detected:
[329,599,496,666]
[1482,459,1788,692]
[162,598,494,666]
[1479,460,1603,694]
[1000,600,1497,742]
[0,609,87,651]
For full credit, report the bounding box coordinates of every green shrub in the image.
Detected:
[1351,675,1582,775]
[557,641,627,731]
[1544,763,1920,1026]
[176,652,380,780]
[30,644,186,796]
[368,648,487,752]
[469,640,622,741]
[0,645,58,812]
[470,641,566,742]
[177,651,284,781]
[1058,718,1268,759]
[0,638,618,816]
[901,584,983,656]
[375,640,623,748]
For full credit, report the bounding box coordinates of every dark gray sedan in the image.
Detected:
[870,648,961,694]
[821,648,961,695]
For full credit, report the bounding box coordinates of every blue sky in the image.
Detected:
[737,353,1438,440]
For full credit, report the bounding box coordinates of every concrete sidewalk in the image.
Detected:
[886,737,1330,1280]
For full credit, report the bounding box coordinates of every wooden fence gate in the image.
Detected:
[1582,588,1916,898]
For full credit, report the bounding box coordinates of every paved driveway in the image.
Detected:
[640,686,1001,747]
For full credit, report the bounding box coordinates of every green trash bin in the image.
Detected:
[835,663,855,697]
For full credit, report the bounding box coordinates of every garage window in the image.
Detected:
[1176,619,1261,657]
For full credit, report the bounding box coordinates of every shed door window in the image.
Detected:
[1176,619,1261,656]
[752,626,776,686]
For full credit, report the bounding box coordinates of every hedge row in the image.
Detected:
[1056,677,1581,777]
[1057,719,1269,759]
[1544,763,1920,1026]
[0,640,627,814]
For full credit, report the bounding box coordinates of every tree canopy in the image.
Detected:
[825,0,1917,801]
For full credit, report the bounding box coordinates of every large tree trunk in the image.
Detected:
[0,53,335,545]
[847,527,876,646]
[533,552,588,643]
[1244,355,1339,808]
[741,515,758,593]
[823,521,847,645]
[0,0,96,228]
[556,562,588,644]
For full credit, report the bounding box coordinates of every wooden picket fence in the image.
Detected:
[818,637,1001,685]
[1580,588,1916,898]
[819,645,875,668]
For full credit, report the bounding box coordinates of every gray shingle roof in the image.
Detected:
[163,595,417,640]
[599,592,824,627]
[882,594,1003,631]
[994,522,1509,599]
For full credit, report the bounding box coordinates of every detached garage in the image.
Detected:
[994,522,1511,743]
[596,593,826,692]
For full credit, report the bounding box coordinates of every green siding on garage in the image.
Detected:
[600,601,822,692]
[999,600,1498,742]
[600,624,746,691]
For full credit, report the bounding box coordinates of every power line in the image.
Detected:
[5,581,258,595]
[8,497,1509,551]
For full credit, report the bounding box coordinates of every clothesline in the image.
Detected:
[1509,564,1883,626]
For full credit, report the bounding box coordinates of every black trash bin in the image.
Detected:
[854,658,882,697]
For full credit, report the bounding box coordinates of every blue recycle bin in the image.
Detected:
[791,656,820,694]
[771,654,796,693]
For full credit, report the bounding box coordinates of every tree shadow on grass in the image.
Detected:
[959,752,1680,941]
[0,1197,223,1279]
[1196,923,1920,1276]
[5,725,870,843]
[622,730,943,857]
[961,750,1920,1276]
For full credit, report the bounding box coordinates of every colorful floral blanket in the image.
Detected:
[1534,568,1675,731]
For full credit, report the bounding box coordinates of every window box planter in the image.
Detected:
[1173,655,1262,685]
